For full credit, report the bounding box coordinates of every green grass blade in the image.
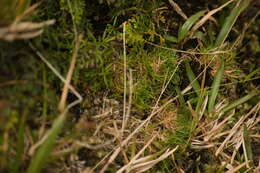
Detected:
[27,114,66,173]
[244,68,260,81]
[208,57,224,113]
[12,109,28,173]
[178,10,206,42]
[195,90,206,114]
[175,86,185,106]
[243,125,253,161]
[185,60,201,96]
[215,0,252,47]
[220,93,256,114]
[164,34,178,43]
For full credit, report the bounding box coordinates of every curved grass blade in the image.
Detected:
[178,10,206,42]
[220,93,257,114]
[243,125,253,163]
[164,34,178,43]
[244,68,260,82]
[215,0,252,47]
[185,60,201,96]
[208,57,224,113]
[175,86,185,105]
[12,108,28,173]
[27,113,66,173]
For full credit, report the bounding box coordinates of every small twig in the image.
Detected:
[28,43,82,103]
[122,22,128,133]
[168,0,187,20]
[58,34,83,111]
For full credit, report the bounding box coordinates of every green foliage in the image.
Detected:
[59,0,85,25]
[125,14,161,50]
[166,107,192,148]
[208,56,225,113]
[127,47,179,110]
[133,79,155,110]
[77,36,116,92]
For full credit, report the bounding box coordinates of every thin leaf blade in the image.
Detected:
[27,114,66,173]
[215,0,252,47]
[208,57,224,113]
[185,60,201,96]
[178,10,206,42]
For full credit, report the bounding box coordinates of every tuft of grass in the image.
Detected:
[1,0,259,172]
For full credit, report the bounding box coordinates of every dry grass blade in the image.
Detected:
[198,95,208,121]
[0,21,55,33]
[99,97,179,172]
[215,103,260,156]
[0,2,55,42]
[59,34,83,111]
[168,0,187,20]
[117,134,158,173]
[125,69,133,129]
[27,41,83,155]
[192,100,259,171]
[27,34,83,173]
[14,2,42,23]
[146,41,230,55]
[0,20,55,41]
[203,111,235,142]
[122,22,127,133]
[28,43,82,105]
[226,161,248,173]
[120,147,178,173]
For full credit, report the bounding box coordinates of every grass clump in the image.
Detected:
[0,0,259,172]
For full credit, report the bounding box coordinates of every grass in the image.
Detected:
[0,0,259,172]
